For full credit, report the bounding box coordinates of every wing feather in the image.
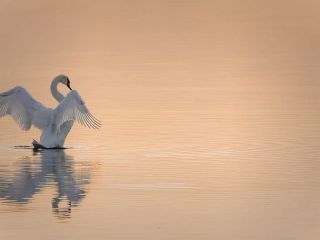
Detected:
[0,87,45,130]
[54,90,101,132]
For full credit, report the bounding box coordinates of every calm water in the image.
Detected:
[2,1,320,239]
[1,78,320,240]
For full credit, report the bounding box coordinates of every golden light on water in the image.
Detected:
[1,1,320,240]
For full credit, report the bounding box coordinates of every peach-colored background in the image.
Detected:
[1,1,320,240]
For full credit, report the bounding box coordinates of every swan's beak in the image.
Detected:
[67,83,72,91]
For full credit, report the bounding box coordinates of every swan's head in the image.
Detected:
[54,75,72,91]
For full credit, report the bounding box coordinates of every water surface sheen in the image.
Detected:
[2,1,320,239]
[1,81,320,240]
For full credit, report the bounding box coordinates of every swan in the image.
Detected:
[0,75,101,149]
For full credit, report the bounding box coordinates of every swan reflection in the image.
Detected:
[0,149,90,218]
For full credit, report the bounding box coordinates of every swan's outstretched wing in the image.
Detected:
[54,90,101,131]
[0,87,45,130]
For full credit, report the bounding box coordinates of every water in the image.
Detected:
[1,82,320,240]
[2,1,320,239]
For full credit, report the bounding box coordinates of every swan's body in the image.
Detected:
[0,75,101,148]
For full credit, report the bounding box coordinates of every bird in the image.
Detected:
[0,75,101,149]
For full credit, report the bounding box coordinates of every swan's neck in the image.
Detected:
[50,79,64,103]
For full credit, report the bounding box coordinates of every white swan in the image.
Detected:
[0,75,101,149]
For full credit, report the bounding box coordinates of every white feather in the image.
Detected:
[0,86,45,130]
[54,90,101,132]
